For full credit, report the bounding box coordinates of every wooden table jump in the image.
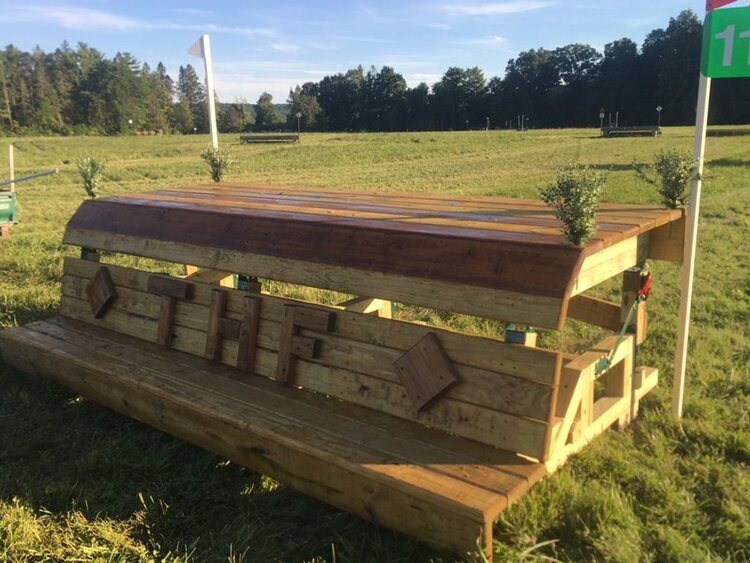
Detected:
[239,134,299,144]
[0,183,683,560]
[602,126,661,138]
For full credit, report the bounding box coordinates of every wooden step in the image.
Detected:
[0,317,547,559]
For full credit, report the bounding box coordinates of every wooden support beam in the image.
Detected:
[649,214,685,263]
[276,305,336,385]
[148,276,194,348]
[205,289,228,361]
[339,296,392,318]
[80,247,100,262]
[148,276,193,300]
[236,296,261,373]
[184,265,235,287]
[567,295,622,331]
[156,295,177,347]
[621,270,648,345]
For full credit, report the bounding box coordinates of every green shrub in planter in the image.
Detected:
[76,156,105,198]
[541,165,606,246]
[654,149,693,209]
[201,145,234,183]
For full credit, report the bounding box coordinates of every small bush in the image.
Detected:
[75,157,105,198]
[541,165,606,246]
[654,149,693,209]
[201,145,234,182]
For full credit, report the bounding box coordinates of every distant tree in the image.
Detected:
[254,92,280,131]
[170,98,194,133]
[219,97,254,133]
[406,82,431,130]
[597,39,643,123]
[641,10,703,125]
[550,44,602,126]
[501,49,559,127]
[287,85,321,130]
[177,64,206,132]
[363,66,407,131]
[432,67,487,130]
[317,66,365,130]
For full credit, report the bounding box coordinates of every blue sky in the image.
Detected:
[0,1,706,103]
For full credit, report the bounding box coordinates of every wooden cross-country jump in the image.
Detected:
[0,184,685,560]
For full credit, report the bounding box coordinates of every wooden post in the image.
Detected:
[8,144,14,193]
[622,269,648,345]
[673,73,711,419]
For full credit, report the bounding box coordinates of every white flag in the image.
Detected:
[188,36,204,58]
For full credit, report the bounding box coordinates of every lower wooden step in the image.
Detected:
[0,317,547,560]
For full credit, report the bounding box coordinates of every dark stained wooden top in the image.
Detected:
[65,184,683,299]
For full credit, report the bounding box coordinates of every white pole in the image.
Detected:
[202,35,219,149]
[672,73,712,419]
[8,143,14,192]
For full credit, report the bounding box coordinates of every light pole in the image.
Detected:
[656,105,663,129]
[296,112,302,134]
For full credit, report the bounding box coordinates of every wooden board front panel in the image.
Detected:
[59,258,561,460]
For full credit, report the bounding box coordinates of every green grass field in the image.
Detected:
[1,129,748,562]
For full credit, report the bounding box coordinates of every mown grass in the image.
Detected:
[0,128,748,562]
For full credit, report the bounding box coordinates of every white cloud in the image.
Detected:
[1,5,275,37]
[443,1,556,16]
[454,35,507,48]
[270,42,301,53]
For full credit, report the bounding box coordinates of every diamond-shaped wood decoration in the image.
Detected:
[85,266,117,318]
[392,333,459,412]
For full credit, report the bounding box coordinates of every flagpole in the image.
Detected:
[201,35,219,149]
[672,72,711,419]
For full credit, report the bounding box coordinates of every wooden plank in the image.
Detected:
[291,335,321,360]
[340,297,392,318]
[58,293,550,458]
[61,274,555,421]
[37,315,546,488]
[85,266,117,318]
[205,289,228,361]
[293,307,336,333]
[62,233,567,329]
[567,294,622,331]
[64,197,586,301]
[147,275,193,300]
[648,214,685,263]
[62,258,562,384]
[0,323,498,559]
[393,333,460,412]
[184,267,234,287]
[62,257,561,386]
[236,296,260,372]
[275,305,297,385]
[156,295,176,347]
[217,317,241,339]
[570,235,649,296]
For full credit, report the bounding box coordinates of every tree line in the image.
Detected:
[1,10,748,136]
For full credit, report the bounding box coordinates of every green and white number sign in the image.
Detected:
[703,0,750,77]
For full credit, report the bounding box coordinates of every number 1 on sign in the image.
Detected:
[715,24,750,66]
